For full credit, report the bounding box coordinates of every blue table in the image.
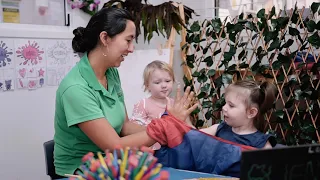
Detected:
[161,167,230,179]
[60,167,230,179]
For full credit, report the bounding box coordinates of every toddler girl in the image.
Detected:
[200,79,277,148]
[130,60,175,149]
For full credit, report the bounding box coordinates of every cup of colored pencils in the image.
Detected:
[68,146,169,180]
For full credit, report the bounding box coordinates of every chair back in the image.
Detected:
[43,140,65,179]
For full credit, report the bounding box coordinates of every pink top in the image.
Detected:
[130,97,174,150]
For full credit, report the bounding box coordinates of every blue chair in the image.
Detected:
[43,140,65,180]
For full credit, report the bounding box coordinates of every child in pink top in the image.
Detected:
[130,60,175,150]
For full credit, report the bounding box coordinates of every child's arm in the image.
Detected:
[130,99,149,126]
[263,141,273,149]
[200,124,219,136]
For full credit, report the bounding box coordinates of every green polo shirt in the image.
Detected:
[53,53,126,176]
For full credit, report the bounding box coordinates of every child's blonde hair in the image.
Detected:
[143,60,175,92]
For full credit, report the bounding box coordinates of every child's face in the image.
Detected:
[222,90,251,127]
[147,69,173,99]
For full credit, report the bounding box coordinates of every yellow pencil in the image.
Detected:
[98,152,108,170]
[134,166,148,180]
[151,164,162,175]
[120,147,129,177]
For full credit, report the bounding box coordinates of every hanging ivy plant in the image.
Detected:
[182,2,320,146]
[103,0,197,43]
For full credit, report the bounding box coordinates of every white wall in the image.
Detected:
[0,5,90,180]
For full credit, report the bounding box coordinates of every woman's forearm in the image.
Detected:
[119,131,156,148]
[79,118,155,151]
[120,120,146,136]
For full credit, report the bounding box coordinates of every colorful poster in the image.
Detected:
[0,38,14,69]
[46,40,72,67]
[46,66,69,86]
[0,68,15,91]
[2,1,20,23]
[15,39,45,66]
[14,39,46,90]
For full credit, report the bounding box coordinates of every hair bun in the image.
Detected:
[72,27,89,53]
[73,27,86,38]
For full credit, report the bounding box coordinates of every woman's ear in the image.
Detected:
[99,31,109,47]
[247,106,258,119]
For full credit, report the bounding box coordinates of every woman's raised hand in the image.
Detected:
[166,85,198,121]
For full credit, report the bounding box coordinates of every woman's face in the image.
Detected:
[105,20,136,67]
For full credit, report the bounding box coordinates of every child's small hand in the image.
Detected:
[166,85,199,121]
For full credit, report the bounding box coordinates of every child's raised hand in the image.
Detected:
[166,85,198,121]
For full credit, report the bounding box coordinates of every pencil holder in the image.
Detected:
[68,146,168,180]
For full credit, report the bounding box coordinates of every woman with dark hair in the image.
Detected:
[53,7,197,176]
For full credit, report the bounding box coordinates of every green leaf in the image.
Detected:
[301,123,316,133]
[308,32,320,48]
[192,71,201,77]
[197,74,208,83]
[317,21,320,30]
[213,48,221,56]
[278,53,291,64]
[264,31,278,44]
[278,17,289,29]
[257,9,265,19]
[251,60,260,72]
[213,97,226,111]
[269,6,275,18]
[238,49,246,60]
[207,69,216,76]
[289,27,300,36]
[234,23,244,33]
[205,110,212,120]
[214,76,223,89]
[306,20,316,32]
[245,22,255,31]
[202,101,212,108]
[299,42,308,51]
[258,19,267,31]
[195,120,205,128]
[252,33,259,40]
[238,42,247,47]
[191,107,200,115]
[291,6,299,24]
[193,34,201,43]
[226,23,235,33]
[186,54,195,62]
[181,42,188,51]
[268,38,280,51]
[272,60,282,70]
[211,18,222,32]
[186,34,194,43]
[283,39,294,48]
[190,21,200,32]
[269,52,276,60]
[197,92,206,99]
[204,56,213,67]
[229,32,236,43]
[201,83,211,92]
[310,2,320,15]
[203,47,209,54]
[239,13,244,20]
[285,98,295,108]
[224,52,234,61]
[294,89,303,100]
[239,62,249,68]
[275,110,284,119]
